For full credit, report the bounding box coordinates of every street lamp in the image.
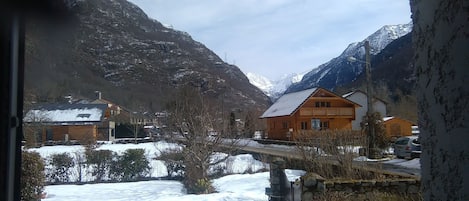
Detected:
[347,40,377,159]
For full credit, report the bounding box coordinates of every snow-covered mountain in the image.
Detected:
[246,72,304,101]
[346,22,412,56]
[286,22,413,93]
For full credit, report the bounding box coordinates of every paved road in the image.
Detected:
[233,141,421,179]
[380,162,421,178]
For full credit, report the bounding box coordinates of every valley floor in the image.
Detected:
[31,140,420,200]
[31,141,304,201]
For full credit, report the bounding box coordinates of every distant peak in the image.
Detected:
[364,22,413,54]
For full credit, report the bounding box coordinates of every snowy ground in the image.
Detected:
[29,140,305,201]
[43,170,306,201]
[30,139,419,200]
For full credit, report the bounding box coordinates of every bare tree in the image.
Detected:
[360,112,388,151]
[243,110,256,138]
[165,85,240,194]
[294,130,368,179]
[23,108,51,148]
[411,0,469,200]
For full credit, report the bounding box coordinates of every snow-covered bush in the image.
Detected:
[21,151,45,201]
[156,148,184,180]
[47,153,75,183]
[110,149,150,181]
[85,149,114,181]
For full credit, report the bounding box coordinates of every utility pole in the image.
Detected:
[134,118,138,144]
[131,112,137,144]
[347,41,376,158]
[364,41,376,159]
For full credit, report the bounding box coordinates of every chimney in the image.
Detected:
[95,91,102,100]
[64,95,72,104]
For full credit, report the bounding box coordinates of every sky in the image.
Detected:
[128,0,411,80]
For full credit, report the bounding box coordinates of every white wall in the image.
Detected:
[345,91,386,130]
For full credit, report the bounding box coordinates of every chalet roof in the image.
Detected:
[24,103,108,123]
[382,116,395,121]
[92,98,131,112]
[260,88,318,118]
[342,91,355,98]
[342,90,387,104]
[92,98,113,105]
[383,116,416,125]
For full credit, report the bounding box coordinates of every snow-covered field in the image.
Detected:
[29,141,305,201]
[43,170,305,201]
[29,139,419,200]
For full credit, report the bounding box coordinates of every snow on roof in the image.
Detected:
[260,88,317,118]
[383,116,395,122]
[25,104,107,123]
[342,91,355,98]
[342,90,387,104]
[383,116,416,125]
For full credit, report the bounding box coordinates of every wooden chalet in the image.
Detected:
[260,87,361,140]
[91,97,124,117]
[382,116,416,139]
[92,94,158,126]
[24,103,115,143]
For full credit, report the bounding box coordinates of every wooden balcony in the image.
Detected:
[299,107,354,118]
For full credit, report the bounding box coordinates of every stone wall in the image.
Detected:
[267,158,289,201]
[323,179,420,194]
[301,173,420,200]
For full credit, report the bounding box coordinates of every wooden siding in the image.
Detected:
[299,107,354,118]
[265,116,354,140]
[265,116,293,140]
[263,88,359,141]
[329,118,352,130]
[383,118,414,139]
[41,125,97,142]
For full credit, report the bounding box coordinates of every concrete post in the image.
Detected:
[268,157,287,201]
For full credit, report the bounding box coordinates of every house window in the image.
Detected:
[301,122,308,130]
[311,119,321,130]
[311,119,329,130]
[282,121,288,129]
[46,128,53,141]
[321,121,330,130]
[315,101,331,107]
[77,113,91,118]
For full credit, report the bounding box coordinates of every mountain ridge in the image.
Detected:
[286,22,412,93]
[245,22,417,121]
[246,72,304,101]
[246,23,412,98]
[24,0,271,113]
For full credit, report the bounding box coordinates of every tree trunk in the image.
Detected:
[411,0,469,200]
